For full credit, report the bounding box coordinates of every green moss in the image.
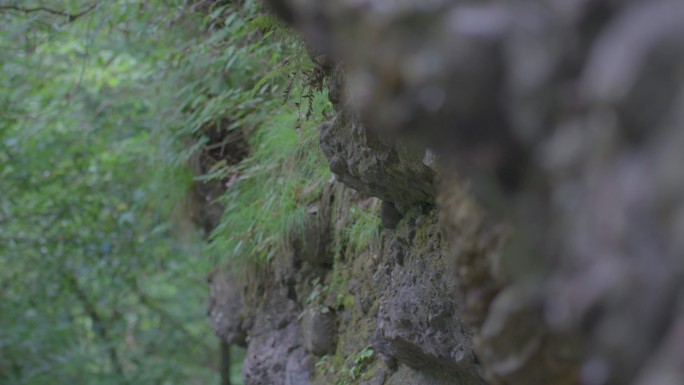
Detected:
[328,267,350,309]
[342,294,356,311]
[358,360,385,383]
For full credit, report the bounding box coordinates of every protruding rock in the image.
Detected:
[207,270,247,346]
[301,306,337,356]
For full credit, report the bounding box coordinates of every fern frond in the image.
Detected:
[305,87,314,120]
[250,14,299,40]
[250,14,283,33]
[282,76,294,103]
[249,61,299,98]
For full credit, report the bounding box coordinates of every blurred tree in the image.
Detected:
[0,1,225,384]
[0,0,315,383]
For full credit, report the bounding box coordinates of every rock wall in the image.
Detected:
[209,181,490,384]
[210,1,684,384]
[208,53,494,383]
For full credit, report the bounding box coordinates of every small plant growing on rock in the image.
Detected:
[249,13,328,129]
[337,346,375,385]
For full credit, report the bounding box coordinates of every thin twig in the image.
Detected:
[0,2,98,23]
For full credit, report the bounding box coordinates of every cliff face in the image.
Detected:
[208,57,491,384]
[210,1,684,384]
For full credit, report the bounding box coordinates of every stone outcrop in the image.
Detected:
[321,66,435,211]
[209,183,487,384]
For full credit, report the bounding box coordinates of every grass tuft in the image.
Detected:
[207,94,331,271]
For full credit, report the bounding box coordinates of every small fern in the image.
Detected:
[248,12,328,130]
[283,76,294,103]
[249,60,299,98]
[250,14,283,33]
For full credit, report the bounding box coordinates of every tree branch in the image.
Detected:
[65,272,125,376]
[128,279,214,352]
[0,2,98,23]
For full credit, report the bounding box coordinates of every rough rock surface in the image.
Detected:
[377,210,478,379]
[319,106,435,213]
[210,189,487,384]
[241,286,309,385]
[208,271,247,346]
[301,306,336,356]
[256,0,684,384]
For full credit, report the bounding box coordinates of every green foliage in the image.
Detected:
[249,14,287,34]
[249,59,313,100]
[161,0,334,272]
[248,12,326,126]
[340,346,376,384]
[1,0,380,384]
[316,346,376,385]
[344,205,381,256]
[208,102,332,270]
[0,1,254,384]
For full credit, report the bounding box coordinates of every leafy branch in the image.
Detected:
[249,13,328,129]
[64,272,125,376]
[0,2,99,23]
[128,279,215,353]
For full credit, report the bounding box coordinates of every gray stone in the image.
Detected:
[285,347,313,385]
[207,270,247,346]
[242,287,308,385]
[319,106,435,213]
[301,306,337,356]
[379,201,403,230]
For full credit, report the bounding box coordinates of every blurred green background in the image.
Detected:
[0,1,324,383]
